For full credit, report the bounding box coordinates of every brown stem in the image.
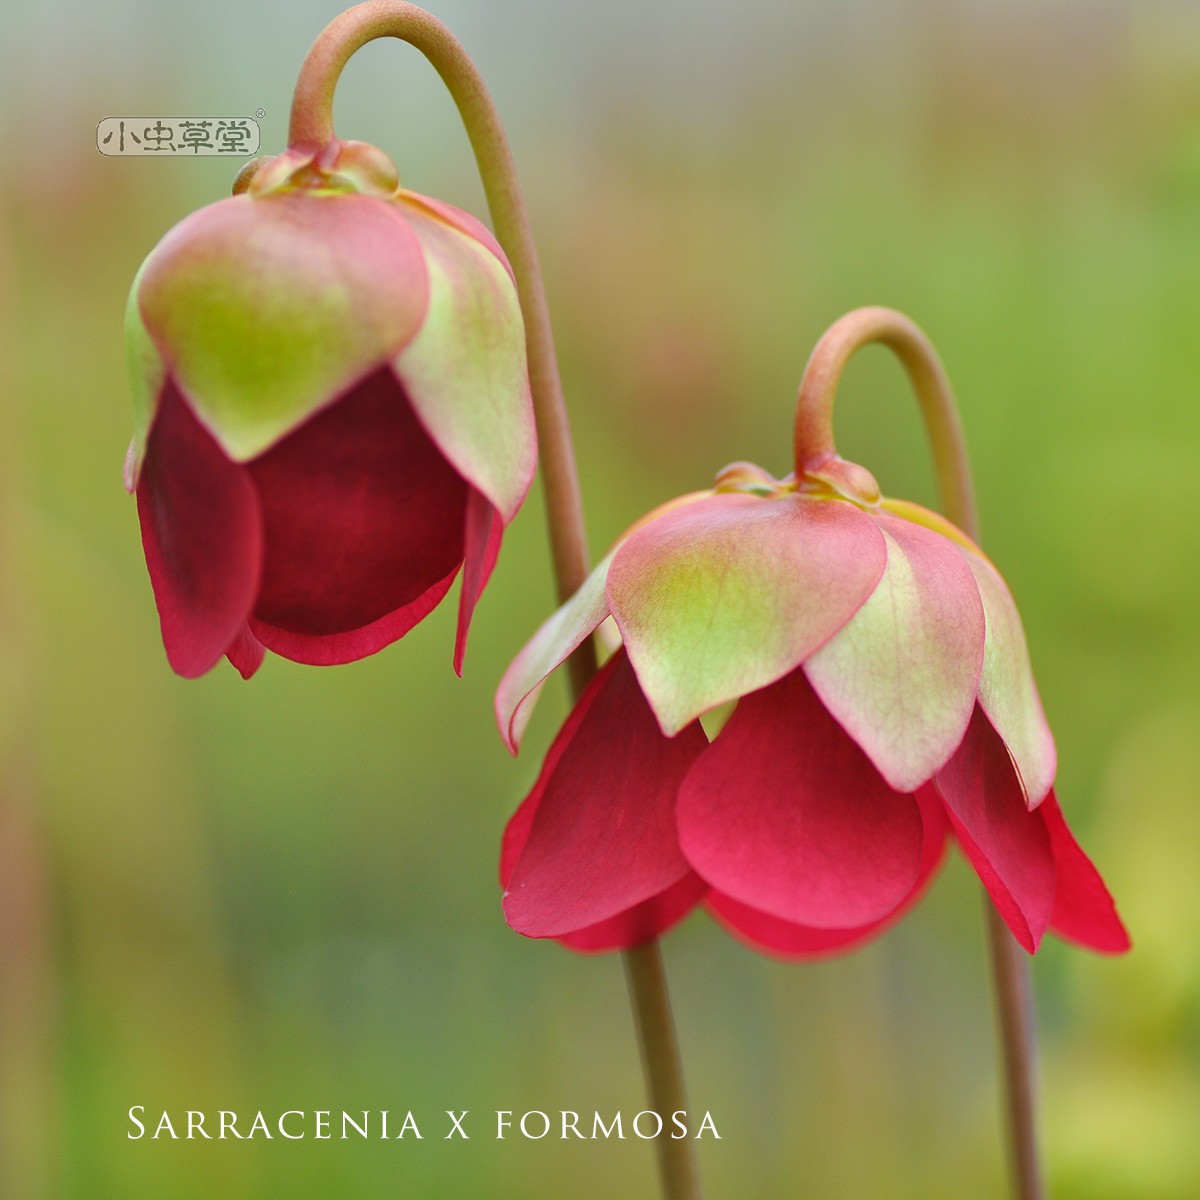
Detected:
[793,305,1043,1200]
[289,8,699,1197]
[793,306,977,534]
[624,942,705,1200]
[986,905,1045,1200]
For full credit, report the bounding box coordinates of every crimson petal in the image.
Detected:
[936,708,1056,952]
[136,382,261,677]
[1040,793,1131,953]
[554,876,708,953]
[246,368,467,648]
[224,623,266,679]
[502,652,707,940]
[454,489,503,676]
[498,675,706,954]
[677,669,926,929]
[502,750,704,952]
[706,785,948,958]
[251,569,459,666]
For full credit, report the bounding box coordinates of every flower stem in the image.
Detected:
[289,2,592,692]
[792,307,977,533]
[289,9,701,1198]
[985,903,1045,1200]
[624,941,705,1200]
[793,306,1043,1200]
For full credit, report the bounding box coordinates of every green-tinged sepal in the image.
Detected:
[393,195,534,522]
[135,187,430,461]
[123,256,166,490]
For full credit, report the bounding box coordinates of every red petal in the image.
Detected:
[251,569,458,666]
[136,382,261,677]
[1041,793,1131,954]
[454,490,503,676]
[705,785,948,958]
[502,652,707,940]
[936,708,1056,952]
[554,875,708,953]
[500,708,705,954]
[677,669,926,929]
[225,624,266,679]
[246,368,467,643]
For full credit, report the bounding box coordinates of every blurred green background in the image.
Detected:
[1,0,1197,1196]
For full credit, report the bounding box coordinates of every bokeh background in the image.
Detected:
[2,0,1198,1196]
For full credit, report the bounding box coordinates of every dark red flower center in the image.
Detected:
[247,368,468,636]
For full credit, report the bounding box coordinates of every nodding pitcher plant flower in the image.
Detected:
[496,454,1130,958]
[125,138,534,679]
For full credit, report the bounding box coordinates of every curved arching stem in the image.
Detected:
[289,9,700,1199]
[793,306,978,537]
[291,1,593,691]
[793,306,1044,1200]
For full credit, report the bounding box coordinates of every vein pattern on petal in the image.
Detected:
[609,493,887,734]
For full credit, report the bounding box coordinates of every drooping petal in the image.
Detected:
[936,708,1056,953]
[454,489,503,676]
[677,668,926,928]
[246,369,467,644]
[393,198,535,523]
[225,624,266,680]
[138,192,429,461]
[135,383,262,678]
[396,189,514,284]
[878,497,983,557]
[883,500,1056,809]
[123,257,167,488]
[1040,793,1131,954]
[805,513,985,792]
[494,550,616,752]
[502,652,707,940]
[502,749,704,953]
[499,680,592,886]
[608,493,887,735]
[554,876,708,953]
[252,570,459,666]
[963,551,1057,808]
[706,786,949,958]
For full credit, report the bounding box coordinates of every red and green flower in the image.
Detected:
[125,138,534,679]
[498,458,1129,957]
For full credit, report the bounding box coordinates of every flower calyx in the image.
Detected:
[795,454,882,508]
[247,138,401,200]
[713,455,882,510]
